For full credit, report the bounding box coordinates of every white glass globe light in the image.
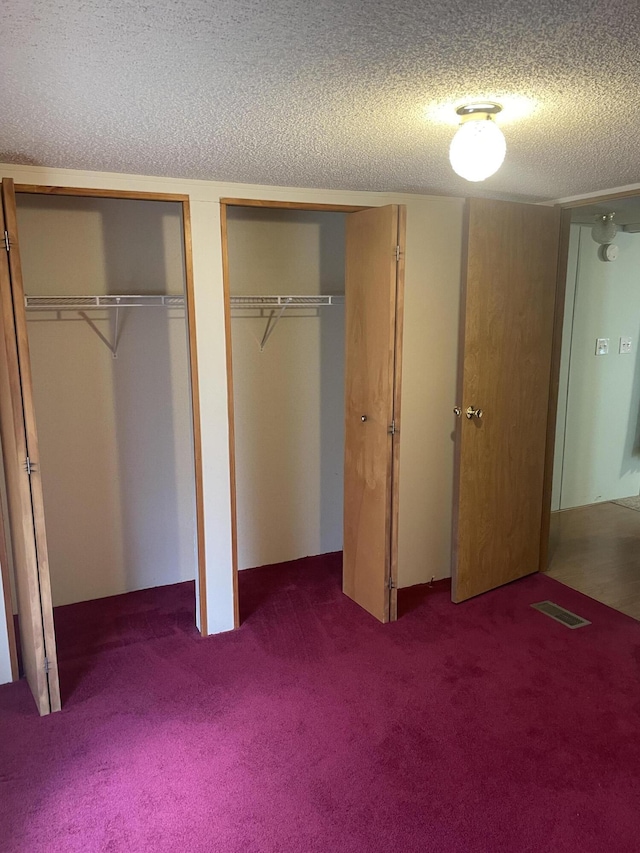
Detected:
[449,116,507,182]
[591,213,618,244]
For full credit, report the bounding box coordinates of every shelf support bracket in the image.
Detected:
[78,307,123,358]
[259,298,291,352]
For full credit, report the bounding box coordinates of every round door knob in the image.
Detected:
[465,406,483,420]
[361,415,368,422]
[453,406,461,417]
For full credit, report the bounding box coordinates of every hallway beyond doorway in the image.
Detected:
[548,501,640,620]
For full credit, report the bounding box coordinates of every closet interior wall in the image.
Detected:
[227,207,346,570]
[13,194,198,607]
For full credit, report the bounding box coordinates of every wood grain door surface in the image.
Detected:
[0,178,60,714]
[453,198,561,602]
[343,204,405,623]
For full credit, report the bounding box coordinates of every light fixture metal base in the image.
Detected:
[456,102,503,117]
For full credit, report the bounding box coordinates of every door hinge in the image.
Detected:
[395,245,401,262]
[388,420,397,436]
[25,457,37,476]
[3,231,10,253]
[44,657,51,674]
[387,576,396,590]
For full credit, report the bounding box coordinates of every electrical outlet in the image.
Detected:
[596,338,609,355]
[620,337,633,354]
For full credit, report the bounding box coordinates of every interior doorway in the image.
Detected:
[219,200,405,626]
[547,194,640,620]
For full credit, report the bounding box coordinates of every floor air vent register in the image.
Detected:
[531,601,591,629]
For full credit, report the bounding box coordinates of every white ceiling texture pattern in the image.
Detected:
[1,0,639,200]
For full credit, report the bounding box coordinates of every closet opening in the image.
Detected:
[546,192,640,621]
[0,183,206,711]
[220,199,406,626]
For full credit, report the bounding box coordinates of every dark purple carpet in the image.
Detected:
[1,553,639,852]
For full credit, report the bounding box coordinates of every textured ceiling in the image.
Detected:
[2,0,639,200]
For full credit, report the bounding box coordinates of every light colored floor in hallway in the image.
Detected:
[548,501,640,621]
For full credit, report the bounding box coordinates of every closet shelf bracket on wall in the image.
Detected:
[24,295,186,359]
[229,295,345,352]
[79,307,121,358]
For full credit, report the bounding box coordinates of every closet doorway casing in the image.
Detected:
[220,198,406,625]
[0,178,208,715]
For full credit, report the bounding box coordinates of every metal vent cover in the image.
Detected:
[531,601,591,629]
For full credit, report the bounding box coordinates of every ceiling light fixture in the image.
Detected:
[449,103,506,182]
[591,213,618,244]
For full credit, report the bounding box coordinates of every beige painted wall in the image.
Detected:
[0,165,635,688]
[16,194,197,607]
[0,162,466,684]
[227,208,345,569]
[554,225,640,509]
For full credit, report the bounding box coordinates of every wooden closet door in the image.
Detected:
[343,205,405,623]
[452,198,561,603]
[0,178,60,715]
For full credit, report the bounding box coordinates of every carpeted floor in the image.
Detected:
[1,553,639,853]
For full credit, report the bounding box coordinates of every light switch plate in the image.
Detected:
[596,338,609,355]
[620,336,633,354]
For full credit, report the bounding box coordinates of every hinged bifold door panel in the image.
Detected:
[452,198,561,603]
[0,178,60,715]
[343,204,405,623]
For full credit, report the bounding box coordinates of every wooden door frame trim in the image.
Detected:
[181,200,208,633]
[11,182,208,634]
[219,202,239,628]
[15,185,189,202]
[540,187,640,571]
[558,188,640,209]
[220,197,374,627]
[388,205,406,621]
[220,198,367,212]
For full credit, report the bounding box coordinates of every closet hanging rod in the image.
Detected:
[24,294,185,311]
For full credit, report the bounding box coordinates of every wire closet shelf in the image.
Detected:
[23,292,344,354]
[23,294,186,358]
[230,295,344,308]
[24,294,185,310]
[230,294,345,351]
